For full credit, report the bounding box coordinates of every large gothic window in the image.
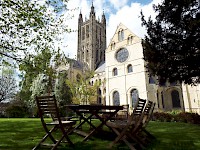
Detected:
[130,89,139,108]
[171,90,181,108]
[113,91,120,105]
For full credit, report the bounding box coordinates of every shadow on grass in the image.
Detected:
[0,119,200,150]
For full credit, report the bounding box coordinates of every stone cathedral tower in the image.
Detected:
[77,3,106,71]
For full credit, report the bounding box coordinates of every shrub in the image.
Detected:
[152,111,200,125]
[5,99,30,118]
[152,112,173,122]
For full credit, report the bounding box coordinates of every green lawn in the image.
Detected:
[0,118,200,150]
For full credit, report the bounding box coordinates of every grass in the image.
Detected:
[0,118,200,150]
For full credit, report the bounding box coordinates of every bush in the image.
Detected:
[174,112,200,124]
[152,111,200,124]
[5,99,30,118]
[152,112,173,122]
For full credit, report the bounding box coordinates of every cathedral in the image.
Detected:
[58,4,200,114]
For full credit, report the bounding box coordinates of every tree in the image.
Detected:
[19,47,65,113]
[66,71,100,104]
[141,0,200,85]
[0,68,17,102]
[54,71,73,105]
[0,0,73,66]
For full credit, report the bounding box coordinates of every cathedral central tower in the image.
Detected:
[77,3,106,71]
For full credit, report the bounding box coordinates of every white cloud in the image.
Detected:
[59,0,162,59]
[109,0,129,10]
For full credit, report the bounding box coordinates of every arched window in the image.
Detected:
[113,91,120,105]
[121,30,124,40]
[149,76,155,84]
[118,29,124,42]
[161,91,165,108]
[99,79,101,84]
[98,88,102,104]
[111,42,115,50]
[118,31,121,41]
[127,64,133,73]
[171,90,181,108]
[130,89,139,108]
[113,68,118,76]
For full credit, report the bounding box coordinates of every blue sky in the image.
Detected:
[55,0,162,58]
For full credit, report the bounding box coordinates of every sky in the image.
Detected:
[60,0,162,59]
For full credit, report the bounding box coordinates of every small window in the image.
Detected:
[149,76,155,84]
[111,42,115,50]
[121,30,124,40]
[127,64,133,73]
[113,68,118,76]
[118,29,124,42]
[127,35,133,44]
[118,31,121,41]
[99,79,101,84]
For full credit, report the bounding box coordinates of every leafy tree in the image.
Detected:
[141,0,200,85]
[0,68,17,102]
[54,71,73,105]
[0,0,73,66]
[66,71,100,104]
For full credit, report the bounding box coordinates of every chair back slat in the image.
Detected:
[128,99,146,123]
[142,101,156,127]
[36,95,59,121]
[132,98,146,116]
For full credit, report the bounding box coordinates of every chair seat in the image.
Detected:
[106,120,128,128]
[46,120,76,125]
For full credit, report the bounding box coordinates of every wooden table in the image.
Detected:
[66,105,123,141]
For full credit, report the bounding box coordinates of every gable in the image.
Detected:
[107,23,141,52]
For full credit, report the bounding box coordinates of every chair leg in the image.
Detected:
[110,128,137,150]
[32,126,57,150]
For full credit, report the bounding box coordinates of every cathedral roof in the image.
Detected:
[95,61,105,73]
[71,59,84,69]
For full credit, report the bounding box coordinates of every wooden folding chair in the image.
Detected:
[32,95,76,150]
[136,101,156,144]
[106,99,147,150]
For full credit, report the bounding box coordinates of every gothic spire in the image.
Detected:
[90,0,95,17]
[101,10,106,24]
